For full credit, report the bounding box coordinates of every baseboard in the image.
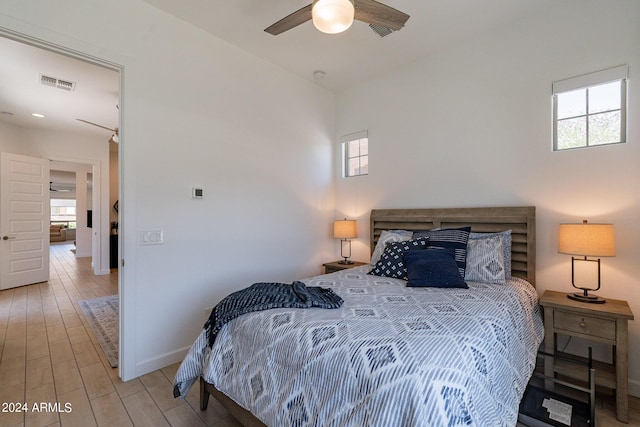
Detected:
[135,345,191,378]
[630,378,640,398]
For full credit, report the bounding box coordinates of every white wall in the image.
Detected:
[336,0,640,395]
[0,0,336,380]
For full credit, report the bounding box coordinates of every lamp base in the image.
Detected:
[338,259,354,265]
[567,292,606,304]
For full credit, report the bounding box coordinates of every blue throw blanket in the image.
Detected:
[173,281,343,398]
[204,281,343,348]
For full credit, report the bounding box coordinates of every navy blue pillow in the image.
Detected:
[404,248,468,288]
[413,227,471,278]
[368,237,429,279]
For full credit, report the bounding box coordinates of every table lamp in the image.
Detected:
[558,220,615,303]
[334,219,357,264]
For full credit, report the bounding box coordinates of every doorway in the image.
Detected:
[50,163,94,259]
[0,31,124,373]
[0,33,120,269]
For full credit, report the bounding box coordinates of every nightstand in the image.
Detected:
[322,261,367,274]
[539,290,634,423]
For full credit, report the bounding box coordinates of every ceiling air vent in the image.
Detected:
[39,74,76,91]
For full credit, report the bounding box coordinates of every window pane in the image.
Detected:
[589,111,621,145]
[51,199,76,222]
[557,88,586,119]
[359,138,368,156]
[557,117,586,149]
[589,81,620,114]
[348,140,360,158]
[347,158,360,176]
[359,156,369,175]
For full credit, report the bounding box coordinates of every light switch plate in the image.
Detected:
[140,230,163,245]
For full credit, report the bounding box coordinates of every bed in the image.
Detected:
[174,206,543,427]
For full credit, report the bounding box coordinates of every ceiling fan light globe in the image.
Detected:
[312,0,355,34]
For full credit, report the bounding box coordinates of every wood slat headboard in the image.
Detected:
[370,206,536,286]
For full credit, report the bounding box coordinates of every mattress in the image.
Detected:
[174,265,544,426]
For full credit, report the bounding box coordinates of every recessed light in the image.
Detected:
[32,113,46,118]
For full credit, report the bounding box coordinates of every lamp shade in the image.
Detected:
[334,219,357,239]
[558,221,615,257]
[312,0,355,34]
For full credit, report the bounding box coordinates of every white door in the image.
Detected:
[0,152,50,290]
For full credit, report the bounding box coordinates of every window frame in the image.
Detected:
[341,130,369,178]
[552,65,628,151]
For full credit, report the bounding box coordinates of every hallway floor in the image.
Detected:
[0,242,239,427]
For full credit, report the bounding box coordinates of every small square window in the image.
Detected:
[342,131,368,177]
[553,66,627,151]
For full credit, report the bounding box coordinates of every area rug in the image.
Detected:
[78,295,119,368]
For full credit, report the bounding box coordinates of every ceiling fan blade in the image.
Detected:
[76,119,116,132]
[49,182,70,192]
[265,4,313,35]
[354,0,409,31]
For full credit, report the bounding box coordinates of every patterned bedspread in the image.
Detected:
[174,266,544,427]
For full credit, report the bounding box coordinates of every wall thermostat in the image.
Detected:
[192,187,204,199]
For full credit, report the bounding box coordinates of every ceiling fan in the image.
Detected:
[49,182,71,192]
[76,119,119,143]
[265,0,410,37]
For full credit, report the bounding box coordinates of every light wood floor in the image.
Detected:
[0,242,240,427]
[1,242,638,426]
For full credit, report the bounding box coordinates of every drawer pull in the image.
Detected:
[579,320,587,328]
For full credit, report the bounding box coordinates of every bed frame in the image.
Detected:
[199,205,536,425]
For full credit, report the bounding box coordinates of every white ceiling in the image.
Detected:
[0,1,558,139]
[0,36,118,189]
[0,36,119,139]
[142,0,558,92]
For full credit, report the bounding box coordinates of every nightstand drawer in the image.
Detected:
[554,310,616,340]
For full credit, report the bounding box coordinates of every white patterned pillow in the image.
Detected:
[464,235,506,284]
[370,230,413,265]
[469,230,512,279]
